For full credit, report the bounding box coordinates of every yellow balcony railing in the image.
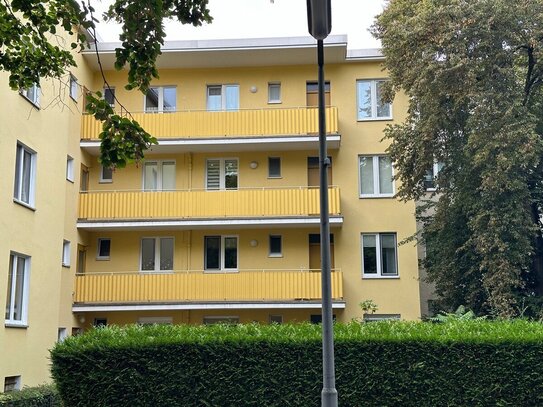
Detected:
[74,269,343,304]
[78,187,340,220]
[80,107,339,139]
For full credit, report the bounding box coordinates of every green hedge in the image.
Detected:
[0,384,61,407]
[51,321,543,407]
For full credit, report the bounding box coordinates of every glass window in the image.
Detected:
[204,236,220,270]
[141,238,155,271]
[104,87,115,107]
[140,237,174,272]
[20,83,40,106]
[97,238,111,259]
[357,79,392,120]
[359,156,394,197]
[268,157,281,178]
[143,161,175,192]
[5,253,30,325]
[424,162,445,190]
[70,75,78,101]
[66,156,74,182]
[224,237,238,269]
[100,165,113,183]
[269,235,282,257]
[268,83,281,103]
[62,240,71,267]
[361,233,398,278]
[207,84,239,111]
[13,142,36,207]
[206,159,238,190]
[145,86,176,113]
[204,236,238,271]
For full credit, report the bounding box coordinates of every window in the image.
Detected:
[69,74,78,101]
[5,252,30,326]
[145,86,176,113]
[359,156,394,197]
[424,162,444,190]
[62,240,71,267]
[58,327,68,342]
[138,317,173,325]
[140,237,174,271]
[204,236,238,271]
[269,235,282,257]
[268,157,281,178]
[207,84,239,111]
[357,79,391,120]
[97,238,111,260]
[100,165,113,183]
[361,233,398,278]
[4,376,21,392]
[206,159,238,190]
[268,83,281,103]
[306,81,330,107]
[269,315,283,324]
[93,318,107,327]
[104,87,115,107]
[203,316,239,325]
[363,314,401,322]
[20,83,40,107]
[80,165,89,192]
[143,161,175,191]
[13,142,37,207]
[66,156,74,182]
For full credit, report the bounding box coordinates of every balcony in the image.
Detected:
[77,187,342,230]
[73,269,344,310]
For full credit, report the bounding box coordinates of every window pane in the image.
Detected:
[145,88,159,112]
[162,162,176,190]
[141,238,155,271]
[381,234,397,275]
[362,235,377,274]
[376,81,391,118]
[163,87,176,112]
[160,238,174,270]
[206,160,220,190]
[224,160,238,189]
[205,236,220,269]
[104,88,115,106]
[357,81,372,119]
[359,157,374,195]
[423,169,435,189]
[207,86,221,111]
[378,157,393,194]
[225,85,239,110]
[101,166,113,181]
[268,83,281,102]
[5,256,14,320]
[98,239,111,258]
[270,235,282,255]
[144,163,158,191]
[14,146,21,199]
[268,157,281,177]
[224,237,238,269]
[13,256,25,321]
[21,150,32,203]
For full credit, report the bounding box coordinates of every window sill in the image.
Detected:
[13,198,36,211]
[96,257,110,261]
[62,264,71,268]
[70,95,78,103]
[357,117,393,122]
[268,254,283,258]
[359,195,395,199]
[20,94,40,109]
[99,180,113,184]
[268,100,282,104]
[362,275,400,280]
[267,176,282,179]
[66,178,75,184]
[204,269,239,274]
[5,322,28,329]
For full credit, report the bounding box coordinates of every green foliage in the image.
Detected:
[372,0,543,317]
[359,299,378,315]
[51,322,543,406]
[0,384,61,407]
[430,305,483,322]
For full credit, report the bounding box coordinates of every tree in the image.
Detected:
[372,0,543,317]
[0,0,212,167]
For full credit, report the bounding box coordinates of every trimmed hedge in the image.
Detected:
[51,321,543,406]
[0,384,61,407]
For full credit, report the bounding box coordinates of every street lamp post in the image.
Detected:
[306,1,338,406]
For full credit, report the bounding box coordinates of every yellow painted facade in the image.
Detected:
[1,36,422,390]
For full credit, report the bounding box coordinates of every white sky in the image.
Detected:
[93,0,387,49]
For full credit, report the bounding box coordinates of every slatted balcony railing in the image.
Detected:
[78,186,341,220]
[80,106,339,139]
[73,269,344,304]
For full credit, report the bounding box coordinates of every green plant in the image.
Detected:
[359,299,378,315]
[0,384,61,406]
[430,305,484,322]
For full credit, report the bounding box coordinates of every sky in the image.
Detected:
[93,0,387,49]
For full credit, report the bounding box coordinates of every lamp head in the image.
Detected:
[307,0,332,40]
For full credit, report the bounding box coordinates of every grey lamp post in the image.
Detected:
[306,1,338,406]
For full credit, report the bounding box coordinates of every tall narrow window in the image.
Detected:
[145,86,176,113]
[268,157,281,178]
[97,238,111,260]
[357,79,391,120]
[104,87,115,107]
[206,159,238,190]
[268,83,281,103]
[361,233,398,278]
[143,161,175,191]
[62,240,71,267]
[359,156,394,197]
[69,75,78,101]
[140,237,174,271]
[13,142,37,207]
[80,165,89,192]
[20,83,40,107]
[207,85,239,111]
[5,252,30,325]
[269,235,282,257]
[204,236,238,271]
[100,165,113,183]
[424,162,445,190]
[66,156,74,182]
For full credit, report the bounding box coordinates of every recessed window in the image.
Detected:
[306,81,331,107]
[143,161,175,191]
[268,157,281,178]
[62,240,71,267]
[357,79,391,120]
[66,156,74,182]
[207,84,239,111]
[5,252,30,326]
[97,238,111,260]
[206,159,238,190]
[269,235,282,257]
[80,165,89,192]
[204,236,238,271]
[4,376,21,392]
[203,316,239,325]
[359,156,394,197]
[269,315,283,324]
[13,142,37,208]
[424,162,444,190]
[58,327,68,342]
[140,237,174,271]
[268,83,281,103]
[361,233,398,278]
[69,74,78,101]
[20,83,40,107]
[93,318,107,327]
[104,87,115,107]
[138,317,173,325]
[100,165,113,183]
[145,86,176,113]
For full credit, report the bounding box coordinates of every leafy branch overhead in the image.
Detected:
[0,0,212,167]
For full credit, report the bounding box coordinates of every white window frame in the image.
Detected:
[66,156,74,182]
[144,86,176,113]
[204,235,239,272]
[424,162,444,191]
[96,238,111,260]
[268,157,281,178]
[268,82,281,104]
[359,155,395,198]
[141,160,176,191]
[20,83,40,107]
[69,74,78,101]
[139,237,174,272]
[206,84,240,111]
[269,235,283,258]
[62,240,71,267]
[58,327,68,342]
[100,165,113,183]
[361,233,399,279]
[205,158,239,190]
[356,79,392,121]
[13,142,37,208]
[5,252,31,327]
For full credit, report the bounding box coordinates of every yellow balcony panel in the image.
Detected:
[81,106,339,140]
[78,187,341,221]
[73,270,343,306]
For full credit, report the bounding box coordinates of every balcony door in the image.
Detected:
[308,233,335,270]
[206,159,238,190]
[204,236,238,271]
[307,157,332,187]
[143,161,175,191]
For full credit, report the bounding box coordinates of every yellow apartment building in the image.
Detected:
[1,35,421,389]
